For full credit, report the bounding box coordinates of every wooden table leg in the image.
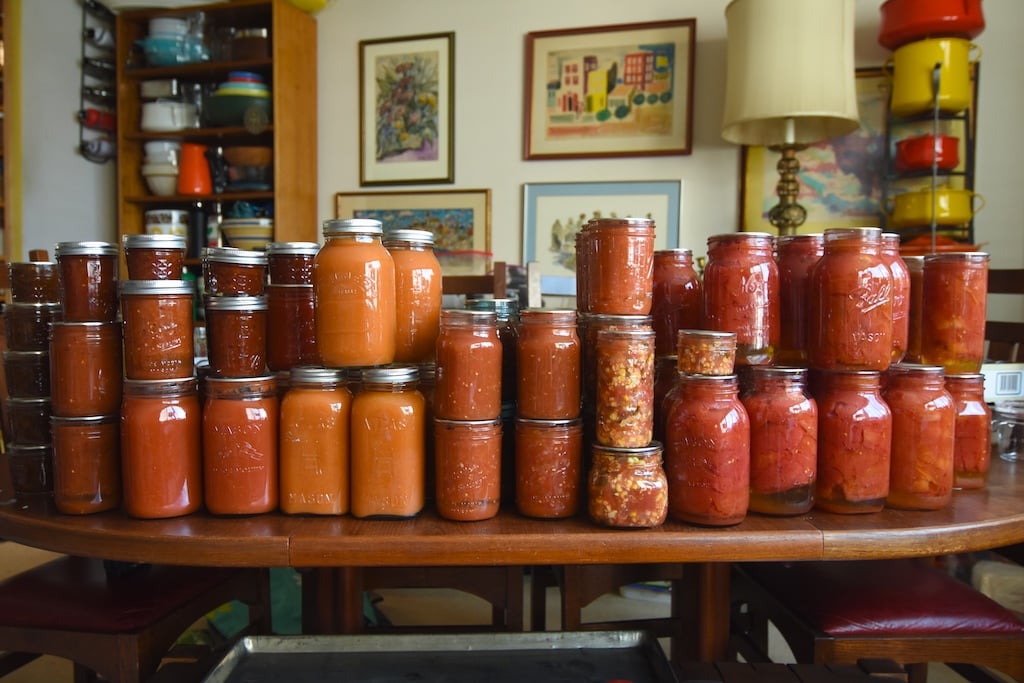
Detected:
[336,567,365,634]
[676,562,732,663]
[301,567,337,634]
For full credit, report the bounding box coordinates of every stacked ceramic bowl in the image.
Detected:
[141,140,180,196]
[205,71,272,127]
[220,216,274,251]
[136,15,208,67]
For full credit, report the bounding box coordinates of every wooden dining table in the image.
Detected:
[1,455,1022,663]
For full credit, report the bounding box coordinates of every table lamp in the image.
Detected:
[721,0,861,235]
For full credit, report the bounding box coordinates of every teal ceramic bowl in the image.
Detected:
[204,93,273,128]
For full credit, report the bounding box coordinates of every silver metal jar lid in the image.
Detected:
[122,233,187,250]
[266,241,320,256]
[383,229,434,246]
[120,279,194,296]
[203,247,269,266]
[322,218,383,237]
[55,241,119,258]
[205,294,268,311]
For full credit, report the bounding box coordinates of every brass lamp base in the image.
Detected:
[767,143,808,236]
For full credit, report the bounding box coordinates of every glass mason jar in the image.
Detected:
[579,313,650,413]
[775,233,824,366]
[651,249,703,357]
[7,444,53,499]
[703,232,779,366]
[813,370,892,513]
[203,246,268,297]
[808,228,893,371]
[884,364,955,510]
[203,375,279,515]
[266,284,319,371]
[575,226,592,312]
[516,309,580,419]
[50,321,123,417]
[434,418,503,521]
[588,442,668,528]
[350,366,425,519]
[740,367,818,516]
[279,367,352,515]
[652,354,678,445]
[7,397,53,445]
[121,377,202,519]
[663,374,750,526]
[314,218,396,367]
[121,233,187,280]
[55,241,119,322]
[384,229,443,364]
[120,279,195,380]
[205,294,268,377]
[51,414,120,514]
[2,349,50,398]
[595,326,655,448]
[4,302,62,351]
[265,241,318,285]
[434,309,503,420]
[902,255,925,363]
[881,233,911,364]
[467,297,520,408]
[583,217,656,315]
[944,372,991,490]
[920,252,990,373]
[8,260,59,303]
[514,417,582,519]
[676,329,737,376]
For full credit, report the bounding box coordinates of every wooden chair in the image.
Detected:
[985,267,1024,361]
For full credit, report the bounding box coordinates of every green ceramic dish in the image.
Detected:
[204,94,273,128]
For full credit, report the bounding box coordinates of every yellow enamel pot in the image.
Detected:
[887,188,985,228]
[887,38,979,117]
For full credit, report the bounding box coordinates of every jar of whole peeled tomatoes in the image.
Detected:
[581,217,656,315]
[651,249,702,356]
[880,233,911,364]
[775,233,823,366]
[920,252,989,373]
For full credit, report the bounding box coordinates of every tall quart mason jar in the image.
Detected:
[920,252,989,373]
[384,228,443,364]
[775,233,823,366]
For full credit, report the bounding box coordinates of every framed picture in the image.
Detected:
[523,19,696,160]
[522,180,682,295]
[359,32,455,186]
[335,189,491,275]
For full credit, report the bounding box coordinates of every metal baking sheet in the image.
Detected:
[202,631,678,683]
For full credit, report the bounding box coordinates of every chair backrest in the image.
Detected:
[441,261,506,298]
[986,268,1024,362]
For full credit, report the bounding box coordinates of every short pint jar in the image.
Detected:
[203,246,268,296]
[120,279,195,379]
[205,294,268,377]
[122,233,187,280]
[920,252,989,373]
[50,321,123,417]
[55,241,119,322]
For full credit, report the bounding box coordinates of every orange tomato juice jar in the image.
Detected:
[884,364,955,510]
[515,417,583,519]
[314,218,396,368]
[584,217,656,315]
[203,375,279,515]
[775,233,824,366]
[920,252,989,373]
[740,367,818,516]
[808,228,893,371]
[434,417,502,521]
[703,232,779,366]
[664,374,750,526]
[51,414,120,515]
[205,294,268,377]
[595,326,655,448]
[587,442,667,528]
[384,229,443,364]
[279,367,351,515]
[120,279,195,380]
[903,256,925,363]
[651,249,703,357]
[55,241,119,322]
[434,309,502,420]
[265,241,318,285]
[266,284,318,371]
[945,373,991,489]
[121,233,186,280]
[121,377,202,519]
[350,366,425,519]
[881,233,911,364]
[517,309,580,419]
[813,370,892,514]
[202,247,267,296]
[49,321,123,417]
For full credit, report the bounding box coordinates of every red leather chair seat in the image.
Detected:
[741,559,1024,637]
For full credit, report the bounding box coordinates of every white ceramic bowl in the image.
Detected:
[140,101,197,132]
[144,140,181,156]
[149,16,189,37]
[144,174,178,196]
[141,162,179,175]
[221,222,273,250]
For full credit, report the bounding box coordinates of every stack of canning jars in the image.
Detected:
[265,241,320,373]
[3,259,61,503]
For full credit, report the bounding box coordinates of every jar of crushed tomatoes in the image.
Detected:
[884,364,955,510]
[595,326,655,448]
[517,309,580,419]
[663,374,750,526]
[49,321,122,417]
[266,284,318,371]
[4,303,62,351]
[55,241,119,322]
[385,229,444,364]
[588,442,667,528]
[920,252,989,373]
[583,217,656,315]
[676,329,737,376]
[775,233,823,366]
[205,294,268,377]
[808,228,893,371]
[812,370,892,513]
[881,233,910,364]
[265,241,318,285]
[203,247,267,297]
[467,298,519,408]
[515,417,582,519]
[120,279,195,380]
[740,367,817,516]
[122,233,187,280]
[903,256,925,363]
[435,309,502,420]
[703,232,779,366]
[8,260,59,303]
[51,414,120,514]
[651,249,702,357]
[434,418,502,521]
[944,373,991,490]
[580,313,650,413]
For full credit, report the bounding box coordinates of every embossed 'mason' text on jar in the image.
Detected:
[120,279,195,380]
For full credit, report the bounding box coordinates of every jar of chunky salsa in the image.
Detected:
[903,256,925,363]
[884,364,955,510]
[517,309,580,419]
[579,313,650,414]
[588,442,668,528]
[676,329,737,376]
[203,247,267,296]
[775,233,823,366]
[515,417,582,519]
[595,326,655,448]
[50,321,122,417]
[266,284,318,371]
[651,249,702,357]
[945,373,991,490]
[740,367,817,516]
[121,233,187,280]
[663,374,750,526]
[385,229,443,364]
[55,241,119,322]
[881,233,911,364]
[813,370,892,513]
[434,418,502,521]
[703,232,779,366]
[920,252,989,373]
[583,217,656,315]
[120,279,195,380]
[51,414,120,514]
[205,295,268,377]
[435,309,502,420]
[265,241,318,285]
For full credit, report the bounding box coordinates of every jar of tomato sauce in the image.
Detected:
[881,233,911,364]
[314,218,396,368]
[775,233,824,365]
[515,417,582,519]
[4,303,62,351]
[517,309,580,419]
[944,372,991,489]
[51,414,120,514]
[813,370,892,514]
[651,249,702,357]
[435,309,502,420]
[580,314,651,413]
[265,241,318,285]
[703,232,779,366]
[663,374,750,526]
[3,350,50,398]
[121,377,202,519]
[7,397,53,445]
[584,217,656,315]
[121,233,186,280]
[808,228,893,371]
[120,279,195,380]
[8,260,59,303]
[676,329,737,375]
[384,229,443,364]
[279,367,351,515]
[7,444,53,499]
[903,256,925,363]
[266,284,318,371]
[595,326,655,448]
[467,298,519,408]
[49,321,122,417]
[205,294,268,377]
[55,241,119,322]
[203,375,279,515]
[588,442,668,528]
[434,418,502,521]
[203,247,267,296]
[884,364,955,510]
[920,252,989,373]
[740,366,817,516]
[350,366,425,519]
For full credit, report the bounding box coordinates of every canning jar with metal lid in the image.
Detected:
[434,417,503,521]
[205,294,268,377]
[202,246,268,296]
[121,233,187,280]
[651,249,702,357]
[775,233,824,366]
[266,283,318,371]
[920,251,989,373]
[265,241,319,285]
[385,229,443,364]
[6,397,53,445]
[467,298,519,408]
[944,372,991,490]
[881,233,911,364]
[55,241,119,322]
[903,255,925,363]
[435,309,502,420]
[4,302,62,351]
[594,326,655,448]
[580,313,652,413]
[515,417,582,519]
[675,329,737,376]
[120,279,195,380]
[7,444,53,499]
[516,308,580,419]
[2,349,50,398]
[588,442,668,528]
[49,321,123,417]
[8,260,59,303]
[51,414,120,514]
[582,217,656,315]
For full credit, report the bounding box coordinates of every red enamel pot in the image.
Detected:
[894,134,960,174]
[878,0,985,50]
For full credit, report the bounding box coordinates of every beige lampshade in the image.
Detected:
[721,0,861,146]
